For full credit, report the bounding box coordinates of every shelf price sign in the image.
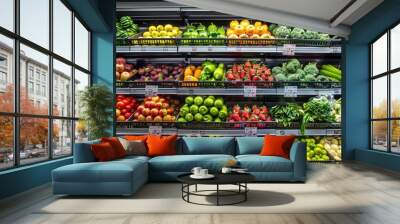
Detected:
[244,127,257,136]
[149,126,162,135]
[145,85,158,96]
[282,44,296,56]
[275,130,287,136]
[284,86,298,97]
[243,86,257,97]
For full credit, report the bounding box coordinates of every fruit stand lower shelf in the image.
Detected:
[116,87,341,96]
[116,45,342,54]
[115,128,341,136]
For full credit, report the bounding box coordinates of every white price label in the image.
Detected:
[145,85,158,96]
[207,47,213,52]
[191,47,197,52]
[149,126,162,135]
[318,90,335,96]
[284,86,298,97]
[244,127,257,136]
[243,86,257,97]
[326,129,341,135]
[282,44,296,56]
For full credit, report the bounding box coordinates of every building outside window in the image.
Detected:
[0,0,91,170]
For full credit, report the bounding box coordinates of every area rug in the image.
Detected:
[38,183,361,214]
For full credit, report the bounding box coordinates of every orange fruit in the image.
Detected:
[245,25,255,35]
[261,24,269,34]
[226,28,235,36]
[254,21,262,27]
[230,20,239,29]
[239,33,249,38]
[240,19,250,28]
[234,25,245,35]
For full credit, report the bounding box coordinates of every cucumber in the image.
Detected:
[321,64,341,76]
[319,69,341,81]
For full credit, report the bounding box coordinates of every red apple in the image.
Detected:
[121,108,128,114]
[136,105,144,113]
[116,101,125,109]
[162,102,169,109]
[134,112,140,119]
[144,101,152,108]
[155,102,162,109]
[116,57,126,65]
[167,108,174,115]
[138,114,145,121]
[151,96,160,102]
[154,116,163,122]
[142,108,150,116]
[116,63,124,73]
[160,108,167,116]
[150,108,159,117]
[124,112,132,119]
[145,115,153,122]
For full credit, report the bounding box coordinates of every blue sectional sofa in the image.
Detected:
[52,137,306,196]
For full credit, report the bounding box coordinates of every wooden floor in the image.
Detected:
[1,162,400,224]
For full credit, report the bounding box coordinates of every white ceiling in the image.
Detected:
[165,0,384,37]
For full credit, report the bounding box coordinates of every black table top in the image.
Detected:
[177,172,255,185]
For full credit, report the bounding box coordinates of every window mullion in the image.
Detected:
[388,30,391,152]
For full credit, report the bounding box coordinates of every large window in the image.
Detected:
[0,0,91,170]
[371,23,400,153]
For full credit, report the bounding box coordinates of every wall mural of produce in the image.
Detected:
[115,14,343,162]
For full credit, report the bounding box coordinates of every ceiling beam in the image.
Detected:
[165,0,351,37]
[330,0,368,27]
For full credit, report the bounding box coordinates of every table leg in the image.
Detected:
[195,184,198,192]
[245,183,247,201]
[217,184,219,206]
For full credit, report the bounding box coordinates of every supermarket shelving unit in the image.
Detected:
[115,1,343,161]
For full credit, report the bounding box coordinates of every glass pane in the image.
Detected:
[0,0,14,31]
[0,116,14,170]
[391,120,400,153]
[74,18,89,70]
[0,35,14,112]
[372,121,388,151]
[372,33,387,76]
[372,76,387,119]
[391,24,400,70]
[53,119,72,157]
[20,44,49,115]
[75,120,88,143]
[391,72,400,118]
[53,0,72,60]
[53,59,72,117]
[74,69,89,118]
[20,0,49,49]
[20,117,49,165]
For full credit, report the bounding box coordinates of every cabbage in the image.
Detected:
[304,30,318,39]
[290,28,305,39]
[286,59,301,73]
[273,26,291,38]
[274,73,288,81]
[272,66,283,75]
[288,73,301,81]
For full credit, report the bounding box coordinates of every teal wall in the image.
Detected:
[0,0,115,200]
[345,0,400,171]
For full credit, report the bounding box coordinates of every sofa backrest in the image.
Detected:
[236,137,263,155]
[181,137,235,155]
[73,140,100,163]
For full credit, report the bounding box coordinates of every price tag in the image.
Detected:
[282,44,296,56]
[243,86,257,97]
[145,85,158,96]
[191,47,197,52]
[318,90,335,96]
[207,47,213,52]
[284,86,297,97]
[244,127,257,136]
[326,129,341,135]
[236,47,242,52]
[149,126,162,135]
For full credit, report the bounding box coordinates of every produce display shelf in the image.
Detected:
[116,45,342,54]
[116,121,341,130]
[116,87,341,96]
[116,128,341,137]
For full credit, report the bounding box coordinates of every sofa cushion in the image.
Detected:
[53,157,148,183]
[182,137,235,155]
[236,155,293,172]
[73,140,100,163]
[101,137,127,158]
[236,137,263,155]
[149,154,235,172]
[91,142,118,162]
[147,135,177,157]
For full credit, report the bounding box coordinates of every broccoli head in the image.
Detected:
[286,59,301,73]
[287,73,301,81]
[274,73,288,81]
[296,69,306,79]
[303,62,319,75]
[290,27,305,39]
[304,74,317,82]
[273,26,291,38]
[304,30,318,39]
[319,33,331,41]
[316,75,330,82]
[272,66,283,75]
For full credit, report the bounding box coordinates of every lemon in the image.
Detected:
[164,24,173,32]
[143,31,151,38]
[172,27,180,32]
[159,30,167,36]
[151,30,159,37]
[149,26,157,32]
[156,25,164,31]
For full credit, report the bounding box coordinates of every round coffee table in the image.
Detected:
[177,173,255,206]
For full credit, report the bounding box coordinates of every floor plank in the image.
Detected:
[1,162,400,224]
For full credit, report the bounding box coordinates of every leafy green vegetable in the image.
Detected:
[274,73,287,81]
[303,62,319,75]
[288,73,301,81]
[301,96,335,133]
[304,30,318,39]
[272,66,283,75]
[290,28,305,39]
[286,59,301,73]
[304,74,317,82]
[319,33,330,41]
[273,26,291,38]
[271,104,304,127]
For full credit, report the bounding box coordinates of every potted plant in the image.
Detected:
[79,84,113,140]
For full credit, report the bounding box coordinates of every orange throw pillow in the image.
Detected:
[101,137,126,158]
[146,135,177,157]
[260,135,296,159]
[124,135,148,141]
[91,142,117,162]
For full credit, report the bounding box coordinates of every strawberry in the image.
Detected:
[231,113,241,121]
[242,111,250,120]
[226,72,235,80]
[253,108,260,115]
[244,60,252,68]
[259,113,266,121]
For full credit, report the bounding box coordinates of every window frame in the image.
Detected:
[370,21,400,154]
[0,0,92,171]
